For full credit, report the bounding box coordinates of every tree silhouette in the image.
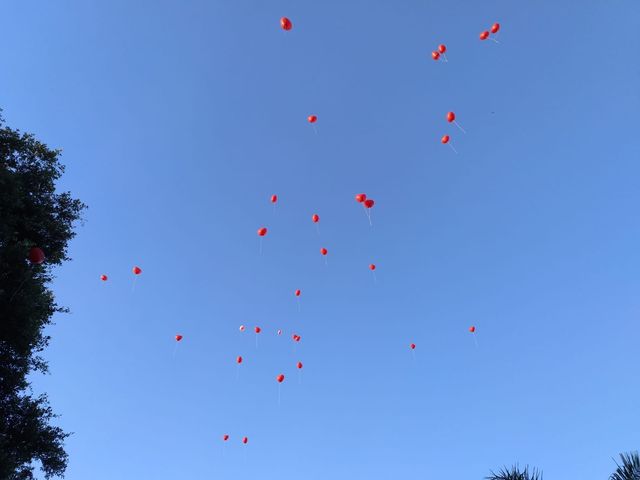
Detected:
[486,464,543,480]
[610,452,640,480]
[0,112,85,478]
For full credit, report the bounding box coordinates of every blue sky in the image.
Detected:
[2,0,639,478]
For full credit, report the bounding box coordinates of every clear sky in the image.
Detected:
[2,1,639,479]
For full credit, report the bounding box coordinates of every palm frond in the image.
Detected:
[486,464,542,480]
[610,451,640,480]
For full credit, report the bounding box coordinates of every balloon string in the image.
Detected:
[490,38,500,44]
[278,384,281,406]
[298,370,302,385]
[448,143,458,154]
[372,271,377,283]
[132,275,138,293]
[315,223,320,235]
[473,333,479,348]
[255,334,259,349]
[411,350,416,361]
[297,297,301,312]
[365,208,372,226]
[172,342,178,358]
[454,121,466,134]
[259,238,263,256]
[236,364,240,381]
[442,53,448,63]
[312,125,318,135]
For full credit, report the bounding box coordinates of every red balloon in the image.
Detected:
[280,17,292,31]
[431,51,440,61]
[480,31,489,40]
[369,264,376,271]
[276,374,285,383]
[297,361,303,369]
[239,325,246,332]
[242,437,248,444]
[237,355,243,364]
[308,115,317,124]
[410,343,416,350]
[257,227,268,237]
[292,334,301,342]
[320,247,328,256]
[175,334,183,342]
[441,135,450,144]
[223,434,229,441]
[491,23,500,34]
[469,326,476,333]
[100,274,108,281]
[438,44,447,54]
[295,289,301,297]
[312,213,320,223]
[364,199,374,208]
[255,326,261,334]
[446,111,455,123]
[355,193,367,203]
[271,194,278,204]
[28,247,45,265]
[132,266,142,275]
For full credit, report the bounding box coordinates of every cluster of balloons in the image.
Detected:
[222,434,249,445]
[84,13,494,449]
[480,23,501,42]
[431,44,447,61]
[434,23,502,151]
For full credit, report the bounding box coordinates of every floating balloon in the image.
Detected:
[491,22,500,34]
[239,325,246,332]
[442,135,458,153]
[480,31,490,40]
[276,374,285,383]
[132,266,142,275]
[295,289,301,297]
[280,17,292,31]
[446,111,466,133]
[431,51,440,61]
[320,247,328,256]
[277,329,282,335]
[364,199,375,208]
[175,335,183,342]
[255,326,261,334]
[100,274,108,281]
[438,44,447,54]
[297,361,303,369]
[242,437,248,444]
[257,227,268,237]
[27,247,45,264]
[469,326,476,333]
[223,434,229,441]
[355,193,367,203]
[410,343,416,350]
[271,194,278,204]
[308,115,317,124]
[292,334,301,342]
[312,213,320,223]
[369,264,376,271]
[236,355,243,364]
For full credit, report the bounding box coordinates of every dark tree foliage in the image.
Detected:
[610,452,640,480]
[0,112,85,479]
[486,465,543,480]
